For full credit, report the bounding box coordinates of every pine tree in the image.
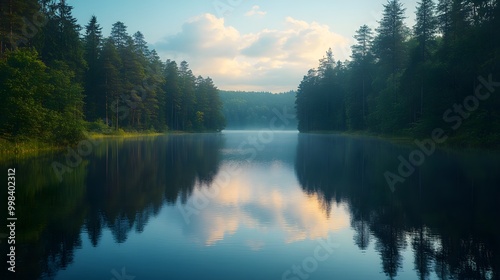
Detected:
[352,25,374,61]
[164,60,182,130]
[414,0,438,62]
[179,61,196,130]
[373,0,409,78]
[41,0,86,81]
[110,21,129,48]
[99,38,122,129]
[0,0,41,54]
[348,25,375,129]
[141,49,165,130]
[83,15,103,121]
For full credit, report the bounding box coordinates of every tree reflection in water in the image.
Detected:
[0,134,223,280]
[295,133,500,280]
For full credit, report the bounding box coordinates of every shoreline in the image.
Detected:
[0,131,166,161]
[0,130,226,160]
[300,130,500,151]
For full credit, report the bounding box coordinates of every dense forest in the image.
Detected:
[0,0,225,146]
[295,0,500,147]
[219,90,297,129]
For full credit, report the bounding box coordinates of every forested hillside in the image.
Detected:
[220,90,297,129]
[0,0,225,147]
[295,0,500,147]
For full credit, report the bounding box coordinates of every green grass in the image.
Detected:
[0,128,166,161]
[0,138,61,161]
[86,130,165,139]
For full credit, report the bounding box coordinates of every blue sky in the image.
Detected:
[68,0,419,92]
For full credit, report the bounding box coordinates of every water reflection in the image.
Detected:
[1,134,223,280]
[295,133,500,279]
[170,132,350,248]
[1,132,499,279]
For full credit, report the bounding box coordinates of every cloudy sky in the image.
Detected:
[68,0,418,92]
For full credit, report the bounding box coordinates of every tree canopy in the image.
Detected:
[0,0,226,146]
[295,0,500,147]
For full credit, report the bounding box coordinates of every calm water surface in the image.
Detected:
[1,131,499,280]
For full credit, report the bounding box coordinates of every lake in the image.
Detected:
[1,131,499,280]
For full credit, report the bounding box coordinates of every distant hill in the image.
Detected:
[219,90,297,130]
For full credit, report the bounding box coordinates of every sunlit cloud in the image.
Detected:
[245,5,267,17]
[154,13,352,92]
[179,163,350,247]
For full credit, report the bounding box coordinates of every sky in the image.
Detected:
[68,0,419,93]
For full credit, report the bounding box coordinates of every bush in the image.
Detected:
[87,119,112,133]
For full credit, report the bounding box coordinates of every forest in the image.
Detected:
[220,90,297,129]
[295,0,500,147]
[0,0,226,147]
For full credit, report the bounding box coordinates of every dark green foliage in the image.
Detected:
[0,0,41,54]
[347,25,375,130]
[162,60,225,131]
[0,49,84,144]
[296,48,347,132]
[0,3,226,148]
[196,77,226,131]
[295,0,500,147]
[40,0,86,81]
[83,15,102,121]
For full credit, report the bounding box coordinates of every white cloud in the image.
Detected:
[155,14,241,59]
[245,5,267,17]
[154,14,352,92]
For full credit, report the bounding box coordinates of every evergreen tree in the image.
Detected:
[83,15,103,121]
[179,61,196,130]
[372,0,409,132]
[373,0,409,78]
[414,0,438,62]
[110,21,129,48]
[402,0,438,122]
[0,0,41,54]
[164,60,182,130]
[99,38,122,129]
[141,49,165,130]
[41,0,86,81]
[347,25,375,130]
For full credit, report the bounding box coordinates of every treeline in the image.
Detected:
[0,0,225,146]
[296,0,500,146]
[220,90,297,129]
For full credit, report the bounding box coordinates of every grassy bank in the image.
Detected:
[86,130,165,139]
[0,138,57,154]
[0,130,166,161]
